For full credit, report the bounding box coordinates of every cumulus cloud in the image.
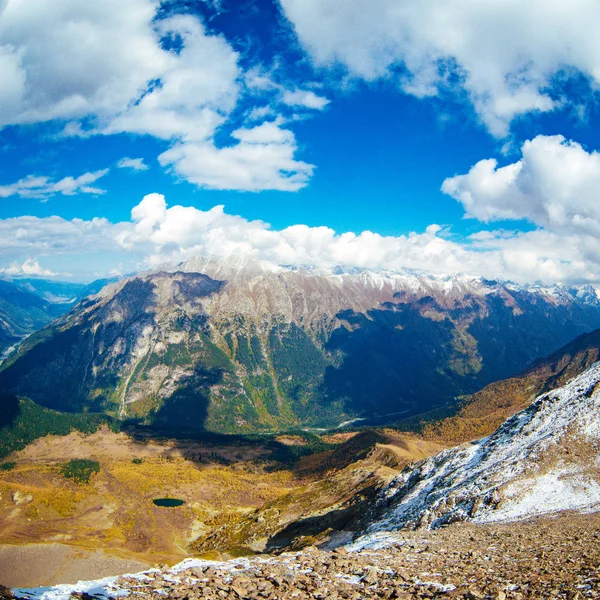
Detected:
[0,258,58,277]
[3,191,600,284]
[158,121,314,191]
[0,214,124,255]
[104,15,240,143]
[280,0,600,135]
[442,135,600,236]
[282,89,329,110]
[114,193,600,285]
[0,1,312,192]
[0,0,167,126]
[117,157,149,172]
[0,169,109,199]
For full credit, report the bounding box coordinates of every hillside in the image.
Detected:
[195,340,600,555]
[352,361,600,544]
[2,257,600,433]
[0,281,58,358]
[416,327,600,443]
[0,277,118,361]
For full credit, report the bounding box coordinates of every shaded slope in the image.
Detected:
[418,327,600,443]
[0,281,57,356]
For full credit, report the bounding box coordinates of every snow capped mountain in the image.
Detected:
[170,255,600,309]
[3,255,600,433]
[352,362,600,549]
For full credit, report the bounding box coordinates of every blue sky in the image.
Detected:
[1,0,600,283]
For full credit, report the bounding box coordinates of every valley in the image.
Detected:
[0,426,445,588]
[2,261,600,597]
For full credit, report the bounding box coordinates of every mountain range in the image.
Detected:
[0,277,118,360]
[2,255,600,433]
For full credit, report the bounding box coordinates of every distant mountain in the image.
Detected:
[0,280,57,357]
[351,360,600,545]
[2,256,600,433]
[9,276,120,305]
[0,276,121,362]
[9,278,88,304]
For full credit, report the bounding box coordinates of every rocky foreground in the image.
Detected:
[116,514,600,599]
[8,511,597,600]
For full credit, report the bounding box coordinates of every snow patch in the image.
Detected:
[351,362,600,549]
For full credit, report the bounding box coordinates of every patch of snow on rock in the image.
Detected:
[351,362,600,549]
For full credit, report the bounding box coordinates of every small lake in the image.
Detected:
[152,498,185,507]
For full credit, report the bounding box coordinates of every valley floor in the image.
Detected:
[0,428,305,585]
[10,510,600,599]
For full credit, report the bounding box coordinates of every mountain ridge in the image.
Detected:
[3,256,600,433]
[350,361,600,548]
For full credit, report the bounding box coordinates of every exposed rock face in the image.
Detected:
[352,362,600,544]
[11,491,33,506]
[2,256,600,433]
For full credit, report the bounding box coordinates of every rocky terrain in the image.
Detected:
[3,256,600,433]
[9,512,600,599]
[353,362,600,540]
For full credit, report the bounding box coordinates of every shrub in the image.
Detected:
[0,461,16,471]
[59,459,100,483]
[132,458,143,464]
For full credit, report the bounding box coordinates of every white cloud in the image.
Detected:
[0,214,124,255]
[104,15,240,143]
[115,193,600,285]
[280,0,600,135]
[117,157,149,172]
[0,169,108,199]
[0,0,168,126]
[158,121,314,191]
[442,135,600,236]
[0,258,58,277]
[282,89,329,110]
[246,106,276,122]
[0,1,312,192]
[4,192,600,284]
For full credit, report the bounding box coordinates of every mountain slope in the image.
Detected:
[0,277,121,361]
[417,327,600,443]
[2,257,600,432]
[0,281,57,357]
[352,361,600,546]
